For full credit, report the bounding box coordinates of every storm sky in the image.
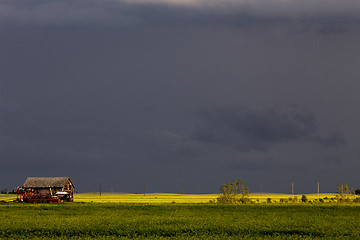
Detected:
[1,0,360,194]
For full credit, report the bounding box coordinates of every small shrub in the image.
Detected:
[267,198,272,204]
[301,195,308,203]
[0,188,8,194]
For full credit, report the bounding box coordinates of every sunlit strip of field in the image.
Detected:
[250,193,337,202]
[74,193,219,204]
[0,194,17,202]
[0,193,338,204]
[73,192,337,204]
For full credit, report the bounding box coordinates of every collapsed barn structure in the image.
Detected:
[16,177,75,203]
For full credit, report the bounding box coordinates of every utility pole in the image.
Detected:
[143,184,146,196]
[99,183,102,197]
[317,182,320,196]
[291,182,294,195]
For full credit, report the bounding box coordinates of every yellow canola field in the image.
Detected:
[74,193,219,204]
[250,193,337,202]
[0,193,337,204]
[0,194,17,202]
[73,192,337,204]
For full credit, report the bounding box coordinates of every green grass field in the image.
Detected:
[1,193,359,239]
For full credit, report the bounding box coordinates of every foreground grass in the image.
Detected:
[0,203,360,239]
[1,193,356,239]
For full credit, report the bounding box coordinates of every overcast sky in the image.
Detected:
[1,0,360,194]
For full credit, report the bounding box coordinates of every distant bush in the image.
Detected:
[355,189,360,195]
[0,188,8,194]
[266,198,272,204]
[301,195,308,203]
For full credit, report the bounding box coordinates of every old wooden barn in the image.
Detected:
[20,177,75,202]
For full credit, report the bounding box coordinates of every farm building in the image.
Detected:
[18,177,75,202]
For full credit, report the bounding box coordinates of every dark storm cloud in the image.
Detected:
[0,0,255,27]
[1,0,360,27]
[127,0,360,18]
[318,24,349,35]
[192,106,344,152]
[1,0,359,194]
[0,0,137,26]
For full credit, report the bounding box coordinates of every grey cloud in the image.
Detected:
[1,0,360,27]
[0,0,137,26]
[231,158,307,173]
[315,133,345,147]
[191,106,344,152]
[318,23,349,35]
[129,0,360,18]
[0,0,358,193]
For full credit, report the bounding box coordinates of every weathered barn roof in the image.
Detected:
[23,177,74,188]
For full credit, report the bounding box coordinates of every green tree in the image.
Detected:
[217,178,250,204]
[0,188,8,194]
[336,182,354,203]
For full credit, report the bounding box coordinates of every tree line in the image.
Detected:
[217,179,360,204]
